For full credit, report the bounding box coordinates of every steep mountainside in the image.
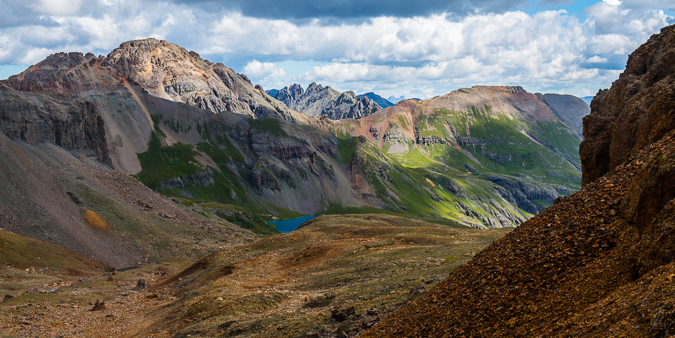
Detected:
[365,24,675,337]
[0,79,255,267]
[0,113,251,268]
[536,93,590,138]
[272,83,381,119]
[580,25,675,186]
[358,92,394,108]
[313,86,586,217]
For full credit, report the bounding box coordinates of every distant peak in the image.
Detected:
[306,82,327,93]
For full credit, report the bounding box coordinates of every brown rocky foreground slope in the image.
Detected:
[366,24,675,338]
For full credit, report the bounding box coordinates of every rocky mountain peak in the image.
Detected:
[321,90,380,120]
[272,82,381,119]
[336,90,356,103]
[10,52,100,91]
[276,83,305,107]
[11,38,294,120]
[306,82,324,94]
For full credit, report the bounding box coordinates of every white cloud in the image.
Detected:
[244,60,287,79]
[32,0,82,16]
[587,55,609,63]
[0,0,673,98]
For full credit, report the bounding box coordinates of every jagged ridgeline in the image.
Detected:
[269,82,383,119]
[1,38,588,232]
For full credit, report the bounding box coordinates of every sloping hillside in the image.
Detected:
[314,86,587,216]
[136,214,511,337]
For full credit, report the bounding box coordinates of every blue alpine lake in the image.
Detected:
[269,215,318,233]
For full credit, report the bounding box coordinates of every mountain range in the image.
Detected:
[268,83,382,119]
[0,37,590,264]
[2,22,673,338]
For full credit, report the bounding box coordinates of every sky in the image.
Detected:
[0,0,674,99]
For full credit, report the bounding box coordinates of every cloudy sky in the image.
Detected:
[0,0,674,99]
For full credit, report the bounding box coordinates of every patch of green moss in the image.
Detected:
[249,117,287,136]
[337,137,359,164]
[135,130,202,190]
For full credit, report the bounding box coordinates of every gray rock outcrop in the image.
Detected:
[271,83,381,120]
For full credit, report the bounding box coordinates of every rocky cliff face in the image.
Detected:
[321,91,381,120]
[275,83,304,108]
[580,25,675,186]
[0,80,110,165]
[365,24,675,338]
[272,82,382,119]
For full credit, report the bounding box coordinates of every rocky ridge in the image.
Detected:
[580,25,675,186]
[11,38,293,120]
[272,82,381,119]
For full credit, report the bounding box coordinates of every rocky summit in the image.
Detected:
[365,24,675,338]
[271,82,382,119]
[11,38,293,120]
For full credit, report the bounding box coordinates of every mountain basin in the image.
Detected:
[269,215,318,233]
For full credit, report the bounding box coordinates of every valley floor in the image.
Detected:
[0,214,511,338]
[0,261,184,337]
